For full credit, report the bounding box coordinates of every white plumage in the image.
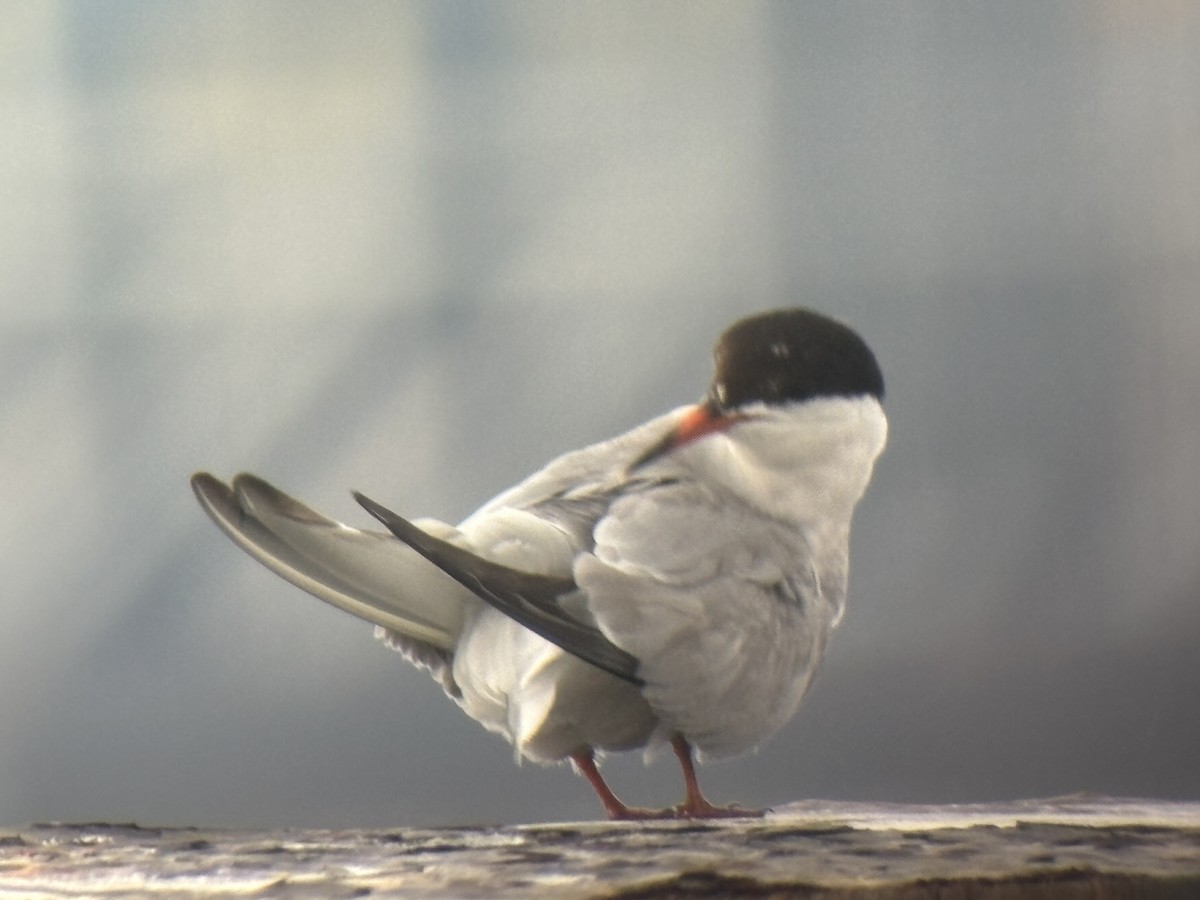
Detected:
[193,308,887,818]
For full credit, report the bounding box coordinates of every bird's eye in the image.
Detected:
[770,341,791,359]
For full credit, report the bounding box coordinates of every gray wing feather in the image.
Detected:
[354,491,644,686]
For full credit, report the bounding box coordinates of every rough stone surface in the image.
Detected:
[2,797,1198,898]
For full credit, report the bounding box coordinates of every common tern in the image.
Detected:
[192,307,886,819]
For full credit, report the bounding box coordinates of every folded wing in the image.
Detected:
[354,491,644,686]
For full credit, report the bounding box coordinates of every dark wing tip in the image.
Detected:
[191,470,227,498]
[232,473,332,525]
[191,472,239,520]
[354,490,644,686]
[354,490,417,538]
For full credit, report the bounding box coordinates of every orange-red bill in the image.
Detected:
[629,404,742,470]
[673,404,739,447]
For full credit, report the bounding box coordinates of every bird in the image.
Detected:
[191,307,887,820]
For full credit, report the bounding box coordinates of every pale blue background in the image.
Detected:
[4,1,1198,827]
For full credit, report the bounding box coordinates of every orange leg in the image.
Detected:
[570,748,672,820]
[572,737,764,820]
[670,733,764,819]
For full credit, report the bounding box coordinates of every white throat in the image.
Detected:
[681,396,888,527]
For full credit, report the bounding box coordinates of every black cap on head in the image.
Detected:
[709,308,884,411]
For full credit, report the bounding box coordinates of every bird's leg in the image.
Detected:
[570,748,673,820]
[670,733,764,819]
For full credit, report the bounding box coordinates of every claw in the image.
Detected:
[669,733,763,819]
[673,798,764,819]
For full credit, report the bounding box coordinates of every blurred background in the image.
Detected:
[3,1,1198,828]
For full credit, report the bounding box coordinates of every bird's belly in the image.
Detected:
[578,556,837,759]
[452,610,658,763]
[648,601,826,759]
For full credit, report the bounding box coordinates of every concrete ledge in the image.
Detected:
[2,797,1197,898]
